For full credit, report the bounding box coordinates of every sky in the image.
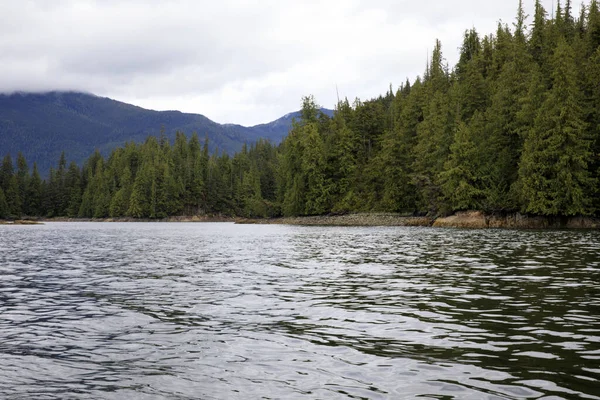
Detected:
[0,0,579,126]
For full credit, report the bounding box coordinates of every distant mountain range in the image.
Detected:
[0,91,333,175]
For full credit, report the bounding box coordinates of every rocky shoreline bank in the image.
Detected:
[0,215,236,224]
[46,215,236,223]
[237,213,433,227]
[2,211,598,229]
[433,211,600,229]
[238,211,600,229]
[0,219,44,225]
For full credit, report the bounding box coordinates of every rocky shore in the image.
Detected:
[237,213,433,227]
[3,211,598,229]
[42,215,237,223]
[1,215,235,224]
[433,211,600,229]
[0,219,44,225]
[238,211,600,229]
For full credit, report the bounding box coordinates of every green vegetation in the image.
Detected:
[0,91,325,177]
[1,0,598,220]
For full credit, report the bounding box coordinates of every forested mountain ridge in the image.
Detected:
[0,91,331,175]
[1,0,599,220]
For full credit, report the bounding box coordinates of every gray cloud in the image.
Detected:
[0,0,575,125]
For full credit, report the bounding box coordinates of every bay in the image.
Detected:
[1,222,599,399]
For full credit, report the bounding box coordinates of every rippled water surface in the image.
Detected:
[1,222,599,399]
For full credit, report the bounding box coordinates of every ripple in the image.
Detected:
[0,222,599,399]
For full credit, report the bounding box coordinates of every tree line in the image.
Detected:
[1,0,599,219]
[0,133,279,219]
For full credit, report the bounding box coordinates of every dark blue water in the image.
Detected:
[1,222,599,399]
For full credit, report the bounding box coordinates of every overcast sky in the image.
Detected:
[0,0,577,126]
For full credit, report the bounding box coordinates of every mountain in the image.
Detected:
[245,109,334,141]
[0,91,333,175]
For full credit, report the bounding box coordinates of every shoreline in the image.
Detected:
[432,211,600,229]
[0,219,45,225]
[2,211,599,229]
[236,213,434,227]
[44,215,238,223]
[0,215,236,225]
[237,211,600,229]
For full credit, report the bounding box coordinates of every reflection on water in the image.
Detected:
[0,222,599,399]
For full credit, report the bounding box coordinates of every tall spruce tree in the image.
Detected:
[0,188,8,218]
[518,39,596,215]
[440,118,485,211]
[27,163,42,216]
[16,153,28,215]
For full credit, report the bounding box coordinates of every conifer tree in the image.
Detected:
[413,89,454,213]
[585,0,600,56]
[584,47,600,211]
[56,152,69,215]
[242,163,267,217]
[187,133,206,213]
[518,39,596,215]
[455,32,488,122]
[440,118,485,210]
[27,163,42,216]
[377,81,422,212]
[530,0,549,66]
[0,154,13,191]
[0,187,8,218]
[412,40,455,214]
[482,22,536,211]
[301,122,329,215]
[5,176,21,217]
[1,155,21,217]
[65,161,82,217]
[328,102,361,212]
[128,161,151,218]
[514,0,528,42]
[252,139,278,204]
[16,153,28,215]
[78,167,94,217]
[90,159,110,218]
[109,166,132,217]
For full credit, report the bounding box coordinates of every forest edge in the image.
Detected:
[2,211,599,229]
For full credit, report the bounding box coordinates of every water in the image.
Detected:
[1,222,599,399]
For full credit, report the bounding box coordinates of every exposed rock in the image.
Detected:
[20,212,599,229]
[435,211,600,229]
[240,211,600,229]
[433,211,487,228]
[42,215,236,223]
[237,213,433,227]
[0,219,43,225]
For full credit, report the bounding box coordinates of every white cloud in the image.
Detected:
[0,0,580,125]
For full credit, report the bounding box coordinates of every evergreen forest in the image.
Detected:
[1,0,599,220]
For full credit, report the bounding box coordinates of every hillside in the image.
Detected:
[0,91,332,174]
[1,1,599,221]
